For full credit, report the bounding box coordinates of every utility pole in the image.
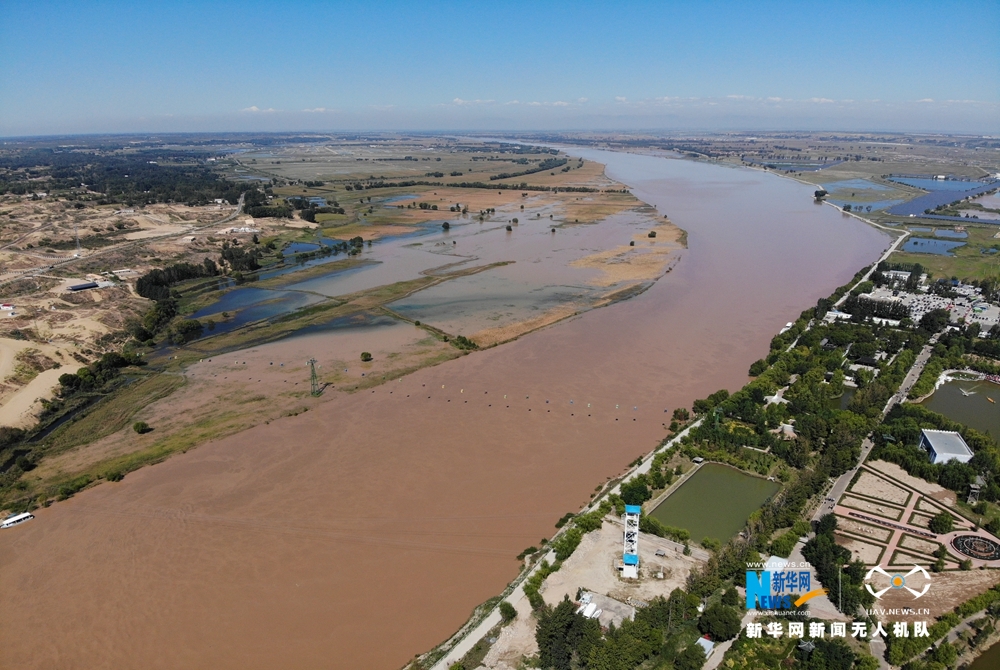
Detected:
[839,565,842,613]
[308,358,320,396]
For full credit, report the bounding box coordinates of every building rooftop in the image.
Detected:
[921,429,974,459]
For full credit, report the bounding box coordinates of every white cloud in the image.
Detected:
[615,96,627,102]
[240,106,276,113]
[452,98,495,106]
[302,107,328,113]
[577,97,589,103]
[505,100,520,105]
[917,98,935,103]
[552,101,569,107]
[807,98,835,104]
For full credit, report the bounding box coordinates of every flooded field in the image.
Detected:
[649,463,780,543]
[0,149,890,669]
[920,379,1000,436]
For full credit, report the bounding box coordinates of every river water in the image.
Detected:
[0,151,890,669]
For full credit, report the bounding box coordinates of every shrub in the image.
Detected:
[57,474,93,500]
[360,352,373,362]
[499,601,517,622]
[133,421,152,434]
[552,527,583,560]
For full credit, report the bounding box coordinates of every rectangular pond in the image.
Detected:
[891,178,988,192]
[648,463,780,543]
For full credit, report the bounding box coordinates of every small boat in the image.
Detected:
[1,512,34,529]
[989,398,996,404]
[960,388,976,396]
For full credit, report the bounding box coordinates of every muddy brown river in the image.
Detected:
[0,151,889,669]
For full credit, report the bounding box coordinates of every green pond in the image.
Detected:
[648,463,781,543]
[920,380,1000,437]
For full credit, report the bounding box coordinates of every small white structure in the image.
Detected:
[0,303,13,311]
[919,429,974,464]
[696,637,715,658]
[1,512,34,529]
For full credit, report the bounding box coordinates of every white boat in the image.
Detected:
[1,512,34,529]
[960,388,976,396]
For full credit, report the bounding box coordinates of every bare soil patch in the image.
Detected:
[850,470,911,506]
[841,494,904,521]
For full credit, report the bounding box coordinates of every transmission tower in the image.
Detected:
[308,358,321,396]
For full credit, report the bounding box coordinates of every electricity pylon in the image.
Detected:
[308,358,321,396]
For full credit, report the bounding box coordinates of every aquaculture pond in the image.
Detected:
[891,178,987,192]
[648,463,780,543]
[901,238,966,255]
[920,380,1000,437]
[823,179,893,192]
[934,229,968,239]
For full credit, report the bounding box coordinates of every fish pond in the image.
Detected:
[891,178,987,192]
[920,380,1000,437]
[648,463,780,543]
[901,238,966,255]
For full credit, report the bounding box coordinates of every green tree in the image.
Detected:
[928,511,954,534]
[133,421,151,434]
[620,477,651,506]
[169,319,203,345]
[674,643,707,670]
[536,597,600,670]
[360,352,373,362]
[697,603,741,641]
[919,308,951,333]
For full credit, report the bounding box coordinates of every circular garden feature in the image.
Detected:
[952,535,1000,561]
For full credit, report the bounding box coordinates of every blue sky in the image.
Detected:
[1,0,998,136]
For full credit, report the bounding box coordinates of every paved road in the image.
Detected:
[0,193,245,287]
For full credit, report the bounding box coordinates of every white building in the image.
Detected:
[919,429,974,465]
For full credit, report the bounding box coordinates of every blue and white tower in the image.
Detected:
[623,504,641,579]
